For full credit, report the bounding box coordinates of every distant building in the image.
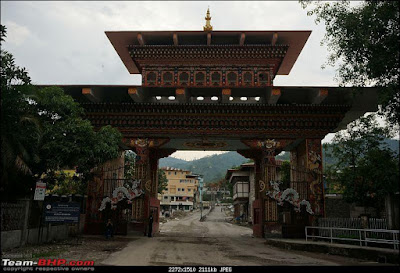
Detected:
[225,161,284,224]
[159,167,199,212]
[225,163,255,223]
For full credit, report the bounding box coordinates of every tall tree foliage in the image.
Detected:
[1,25,122,197]
[1,25,41,191]
[30,87,122,193]
[124,150,137,180]
[330,114,399,214]
[157,169,168,194]
[300,1,399,129]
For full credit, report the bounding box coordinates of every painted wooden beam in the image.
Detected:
[82,88,101,103]
[312,88,329,104]
[173,33,179,46]
[128,87,144,102]
[271,32,278,46]
[268,88,281,104]
[175,88,188,103]
[137,33,145,45]
[221,88,231,104]
[207,32,211,46]
[239,33,246,46]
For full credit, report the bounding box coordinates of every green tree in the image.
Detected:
[300,1,400,129]
[46,171,83,195]
[1,24,123,197]
[279,161,291,188]
[158,169,168,194]
[124,150,137,180]
[1,25,41,193]
[32,86,122,193]
[329,114,399,215]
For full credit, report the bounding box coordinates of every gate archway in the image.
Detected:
[54,29,377,238]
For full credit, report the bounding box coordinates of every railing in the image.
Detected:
[305,226,399,250]
[318,218,389,240]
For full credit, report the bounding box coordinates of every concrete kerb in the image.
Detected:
[264,238,399,264]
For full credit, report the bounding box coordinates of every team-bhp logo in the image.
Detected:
[2,258,94,266]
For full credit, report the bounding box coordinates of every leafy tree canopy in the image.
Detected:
[124,150,137,180]
[1,24,122,198]
[300,0,399,129]
[328,114,399,213]
[158,169,168,194]
[32,86,122,194]
[1,25,40,192]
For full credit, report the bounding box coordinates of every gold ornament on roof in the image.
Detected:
[203,7,213,31]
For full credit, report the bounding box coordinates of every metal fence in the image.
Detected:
[318,218,388,240]
[369,218,388,229]
[305,226,399,250]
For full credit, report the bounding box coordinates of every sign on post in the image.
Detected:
[44,202,80,223]
[34,182,46,201]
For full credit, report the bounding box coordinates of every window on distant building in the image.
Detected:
[168,172,171,175]
[188,189,191,192]
[178,188,181,191]
[175,172,177,175]
[164,196,168,199]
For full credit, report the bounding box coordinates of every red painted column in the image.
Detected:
[252,157,264,238]
[305,139,325,221]
[260,140,280,238]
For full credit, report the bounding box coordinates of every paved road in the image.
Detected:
[102,209,369,266]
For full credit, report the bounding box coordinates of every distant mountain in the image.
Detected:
[159,151,248,183]
[159,139,398,183]
[159,157,189,169]
[276,152,290,161]
[384,138,399,154]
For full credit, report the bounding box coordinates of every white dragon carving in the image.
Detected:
[99,180,144,211]
[266,180,314,215]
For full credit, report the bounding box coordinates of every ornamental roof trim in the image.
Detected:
[105,30,311,75]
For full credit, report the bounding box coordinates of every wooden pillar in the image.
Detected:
[127,139,172,236]
[290,149,298,183]
[127,138,153,236]
[291,139,324,228]
[305,139,324,219]
[259,140,280,238]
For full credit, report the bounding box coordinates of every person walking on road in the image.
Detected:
[105,219,114,239]
[148,213,154,237]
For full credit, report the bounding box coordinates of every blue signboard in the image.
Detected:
[44,202,80,223]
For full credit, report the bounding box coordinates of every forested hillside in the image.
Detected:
[159,139,398,183]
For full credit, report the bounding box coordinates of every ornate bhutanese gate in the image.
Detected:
[57,26,377,237]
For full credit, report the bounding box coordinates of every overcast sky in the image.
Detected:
[1,1,366,161]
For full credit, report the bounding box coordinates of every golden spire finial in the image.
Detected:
[203,7,213,31]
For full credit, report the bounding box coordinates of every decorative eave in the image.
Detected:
[82,102,350,140]
[37,84,378,135]
[105,30,311,75]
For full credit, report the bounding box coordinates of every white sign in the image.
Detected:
[34,182,46,201]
